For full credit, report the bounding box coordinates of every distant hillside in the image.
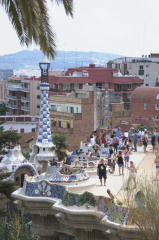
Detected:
[0,50,123,70]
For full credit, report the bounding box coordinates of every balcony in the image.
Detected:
[21,106,30,111]
[21,87,30,92]
[6,84,22,91]
[21,96,30,102]
[5,94,17,100]
[7,103,17,109]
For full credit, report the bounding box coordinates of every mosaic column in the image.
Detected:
[36,82,53,148]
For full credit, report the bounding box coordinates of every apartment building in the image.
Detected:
[112,53,159,87]
[49,85,124,150]
[50,64,143,109]
[1,77,41,115]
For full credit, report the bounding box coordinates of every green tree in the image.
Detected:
[52,135,69,161]
[0,103,8,115]
[0,215,38,240]
[0,0,73,59]
[0,123,21,217]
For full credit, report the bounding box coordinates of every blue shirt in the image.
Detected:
[134,133,138,142]
[115,129,121,138]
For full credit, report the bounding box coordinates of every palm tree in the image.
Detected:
[0,0,73,59]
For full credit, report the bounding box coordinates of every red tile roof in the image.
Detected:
[65,67,117,83]
[49,76,93,84]
[110,77,144,84]
[131,87,159,103]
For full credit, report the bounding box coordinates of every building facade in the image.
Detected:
[49,64,143,109]
[0,76,41,115]
[49,85,124,150]
[113,54,159,87]
[131,87,159,124]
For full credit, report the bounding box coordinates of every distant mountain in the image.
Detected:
[0,49,123,70]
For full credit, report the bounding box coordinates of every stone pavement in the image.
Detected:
[90,145,155,198]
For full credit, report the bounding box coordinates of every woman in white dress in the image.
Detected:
[128,161,137,188]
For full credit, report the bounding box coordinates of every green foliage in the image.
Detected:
[136,124,155,134]
[0,103,8,115]
[0,181,15,199]
[0,215,38,240]
[52,135,69,161]
[0,0,73,59]
[22,148,32,160]
[0,172,13,181]
[0,123,21,162]
[0,123,21,217]
[8,79,21,83]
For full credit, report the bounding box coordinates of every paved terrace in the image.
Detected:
[90,145,155,199]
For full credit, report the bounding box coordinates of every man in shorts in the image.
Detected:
[97,159,107,186]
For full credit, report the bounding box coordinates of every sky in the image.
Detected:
[0,0,159,57]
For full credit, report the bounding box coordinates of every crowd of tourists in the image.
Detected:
[84,125,159,187]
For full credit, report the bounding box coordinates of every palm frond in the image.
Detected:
[53,0,74,17]
[0,0,73,59]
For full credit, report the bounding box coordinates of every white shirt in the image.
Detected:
[119,141,124,149]
[124,132,128,138]
[90,138,95,146]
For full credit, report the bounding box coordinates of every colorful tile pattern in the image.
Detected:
[36,83,53,147]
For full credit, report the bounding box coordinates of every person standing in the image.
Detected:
[138,128,144,146]
[115,127,121,139]
[97,159,107,186]
[151,132,156,152]
[128,161,137,188]
[124,145,131,168]
[143,131,148,154]
[128,127,134,148]
[112,134,119,153]
[117,151,124,176]
[133,130,138,152]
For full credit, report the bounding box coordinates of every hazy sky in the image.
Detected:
[0,0,159,57]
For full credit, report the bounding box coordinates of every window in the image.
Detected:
[52,120,56,127]
[155,104,159,110]
[96,82,102,89]
[157,94,159,99]
[128,84,132,90]
[32,128,35,132]
[138,70,144,75]
[76,93,87,98]
[20,129,24,133]
[51,105,56,111]
[127,94,131,99]
[144,104,147,110]
[63,84,70,90]
[139,65,143,70]
[117,84,122,91]
[58,121,61,127]
[70,107,74,113]
[76,107,78,113]
[66,106,68,112]
[74,83,79,90]
[67,122,70,128]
